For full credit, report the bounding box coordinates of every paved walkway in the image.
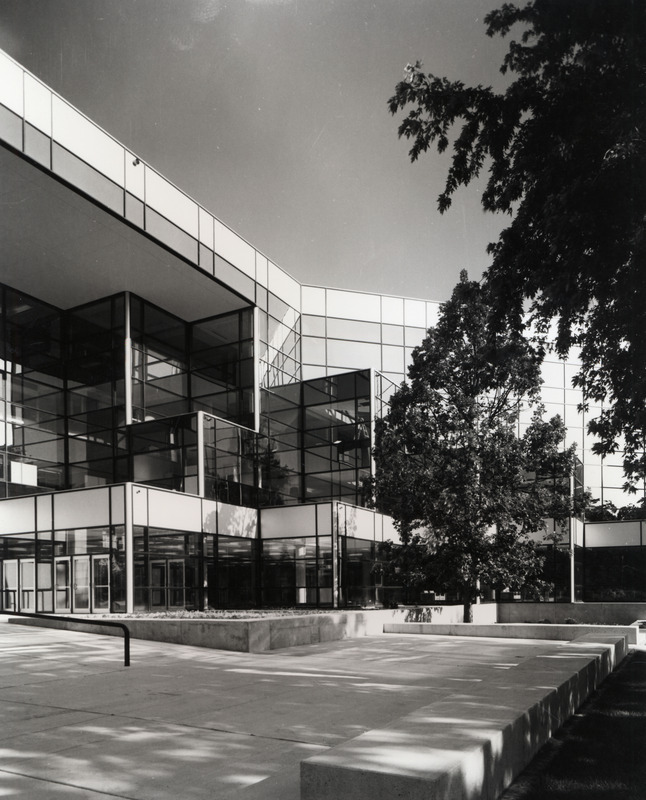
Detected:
[0,620,625,799]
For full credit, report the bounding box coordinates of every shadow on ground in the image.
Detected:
[499,651,646,800]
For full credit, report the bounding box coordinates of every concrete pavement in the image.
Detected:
[0,620,623,799]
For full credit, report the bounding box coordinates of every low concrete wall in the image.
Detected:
[384,621,638,645]
[300,632,629,800]
[8,609,406,653]
[497,602,646,626]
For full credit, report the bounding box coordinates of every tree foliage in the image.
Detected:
[370,274,587,621]
[388,0,646,485]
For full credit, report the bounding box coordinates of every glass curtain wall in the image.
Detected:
[66,295,125,489]
[260,370,372,507]
[1,287,66,497]
[191,309,255,429]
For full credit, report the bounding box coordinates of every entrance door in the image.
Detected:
[73,556,91,613]
[168,559,185,608]
[150,561,167,609]
[92,555,110,611]
[55,557,71,613]
[2,560,18,611]
[20,559,36,612]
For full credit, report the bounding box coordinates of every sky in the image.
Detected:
[0,0,513,303]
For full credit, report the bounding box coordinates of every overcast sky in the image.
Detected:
[0,0,513,302]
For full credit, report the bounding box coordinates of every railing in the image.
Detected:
[2,610,130,667]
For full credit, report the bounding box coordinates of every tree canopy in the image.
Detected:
[388,0,646,485]
[371,274,587,621]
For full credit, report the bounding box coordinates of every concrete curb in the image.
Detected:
[383,621,639,644]
[300,633,629,800]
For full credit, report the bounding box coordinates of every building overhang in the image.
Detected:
[0,144,250,320]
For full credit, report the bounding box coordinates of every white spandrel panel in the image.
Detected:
[36,494,53,531]
[199,208,214,248]
[404,299,426,328]
[268,262,301,311]
[215,220,256,277]
[54,488,110,529]
[381,295,404,325]
[585,521,641,548]
[326,290,380,322]
[125,153,145,200]
[110,486,125,526]
[145,167,199,238]
[147,489,202,532]
[0,51,24,115]
[218,503,258,538]
[24,75,51,135]
[0,497,35,534]
[260,505,316,538]
[52,97,124,186]
[202,499,218,534]
[302,286,326,316]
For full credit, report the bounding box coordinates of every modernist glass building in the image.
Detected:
[0,50,644,615]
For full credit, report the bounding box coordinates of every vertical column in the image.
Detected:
[124,292,133,426]
[124,483,134,613]
[253,306,260,432]
[197,410,205,498]
[332,502,340,609]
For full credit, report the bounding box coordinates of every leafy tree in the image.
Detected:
[370,274,587,622]
[388,0,646,485]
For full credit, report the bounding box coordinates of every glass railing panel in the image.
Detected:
[199,207,214,248]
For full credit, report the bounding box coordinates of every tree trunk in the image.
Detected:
[462,584,477,622]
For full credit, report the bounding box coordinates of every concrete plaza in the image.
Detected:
[0,620,625,799]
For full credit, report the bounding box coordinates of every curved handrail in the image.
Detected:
[2,610,130,667]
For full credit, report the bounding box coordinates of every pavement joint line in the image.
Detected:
[0,695,336,747]
[0,767,140,800]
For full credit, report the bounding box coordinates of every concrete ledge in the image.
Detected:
[7,609,404,652]
[498,601,646,626]
[300,633,628,800]
[384,621,638,645]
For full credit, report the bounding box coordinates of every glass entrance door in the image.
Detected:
[20,560,36,612]
[73,556,91,613]
[2,560,18,611]
[168,559,185,608]
[55,557,71,613]
[150,561,167,609]
[149,559,185,610]
[92,555,110,611]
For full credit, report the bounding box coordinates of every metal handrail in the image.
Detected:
[2,610,130,667]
